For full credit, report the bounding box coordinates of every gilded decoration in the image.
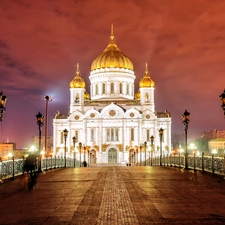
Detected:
[74,115,79,120]
[70,63,86,88]
[102,144,109,152]
[130,112,134,117]
[146,114,150,119]
[91,25,134,71]
[90,113,95,118]
[109,110,116,116]
[139,63,155,88]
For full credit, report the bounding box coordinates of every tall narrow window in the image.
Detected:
[146,129,150,141]
[115,128,118,141]
[111,129,114,141]
[119,83,123,94]
[131,128,134,141]
[102,83,105,94]
[110,83,114,94]
[96,84,98,95]
[60,132,64,144]
[91,128,95,142]
[75,93,79,103]
[126,84,129,95]
[145,93,149,102]
[107,128,110,141]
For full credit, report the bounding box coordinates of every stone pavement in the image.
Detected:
[0,166,225,225]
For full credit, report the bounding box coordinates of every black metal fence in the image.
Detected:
[0,156,83,182]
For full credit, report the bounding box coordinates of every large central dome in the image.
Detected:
[91,26,134,71]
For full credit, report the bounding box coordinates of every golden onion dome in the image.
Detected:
[91,25,134,71]
[135,89,140,99]
[139,63,155,88]
[70,63,86,88]
[84,91,90,100]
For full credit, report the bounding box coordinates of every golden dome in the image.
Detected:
[135,89,140,99]
[70,64,86,88]
[84,91,90,100]
[91,25,134,71]
[139,63,155,88]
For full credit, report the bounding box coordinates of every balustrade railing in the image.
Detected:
[142,153,225,176]
[0,156,84,181]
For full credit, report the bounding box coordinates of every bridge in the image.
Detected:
[0,156,225,224]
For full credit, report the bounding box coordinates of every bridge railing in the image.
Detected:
[144,153,225,176]
[0,156,84,182]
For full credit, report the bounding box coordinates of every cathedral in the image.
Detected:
[53,26,171,165]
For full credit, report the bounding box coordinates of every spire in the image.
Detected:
[76,63,80,76]
[145,63,148,74]
[110,24,114,42]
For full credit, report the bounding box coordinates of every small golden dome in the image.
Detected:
[135,89,140,99]
[91,25,134,71]
[70,64,86,88]
[139,63,155,88]
[84,91,90,100]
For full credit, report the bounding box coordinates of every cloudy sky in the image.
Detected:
[0,0,225,149]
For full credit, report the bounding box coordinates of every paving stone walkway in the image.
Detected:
[0,166,225,224]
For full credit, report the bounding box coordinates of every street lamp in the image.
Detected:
[72,136,77,167]
[144,141,147,166]
[159,128,164,166]
[219,89,225,117]
[0,91,7,122]
[36,112,44,172]
[182,109,190,169]
[43,95,52,159]
[150,135,154,166]
[79,142,82,167]
[63,129,68,167]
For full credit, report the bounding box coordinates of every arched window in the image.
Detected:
[145,93,149,102]
[119,83,123,94]
[75,93,79,103]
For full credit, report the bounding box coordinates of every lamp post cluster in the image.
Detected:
[36,112,44,172]
[0,91,7,122]
[182,110,190,169]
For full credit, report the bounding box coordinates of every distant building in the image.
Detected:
[208,138,225,155]
[201,129,225,140]
[31,136,53,155]
[0,142,16,159]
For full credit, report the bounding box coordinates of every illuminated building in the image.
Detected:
[53,26,171,165]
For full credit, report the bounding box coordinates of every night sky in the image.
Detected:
[0,0,225,149]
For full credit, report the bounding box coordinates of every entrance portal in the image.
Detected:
[108,148,117,163]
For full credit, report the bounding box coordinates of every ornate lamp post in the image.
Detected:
[36,112,44,172]
[72,136,77,167]
[43,95,52,159]
[219,89,225,117]
[63,129,68,167]
[150,135,154,166]
[79,142,82,167]
[159,128,164,166]
[182,110,190,169]
[144,141,147,166]
[0,91,7,122]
